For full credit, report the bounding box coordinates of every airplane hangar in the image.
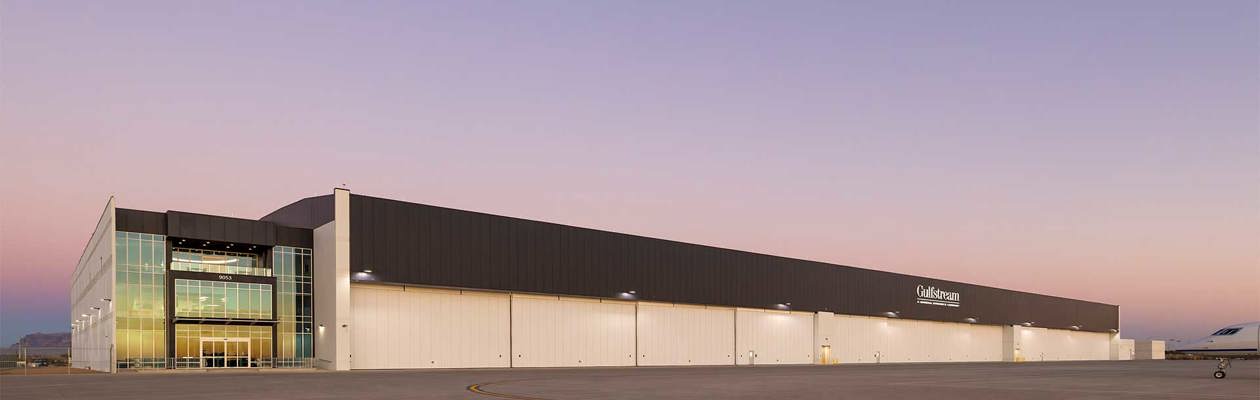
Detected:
[71,188,1126,371]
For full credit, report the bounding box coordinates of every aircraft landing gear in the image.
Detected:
[1214,358,1231,379]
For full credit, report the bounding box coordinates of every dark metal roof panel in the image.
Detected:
[348,194,1119,333]
[115,208,167,235]
[261,194,335,229]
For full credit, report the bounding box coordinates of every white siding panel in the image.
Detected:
[349,284,510,369]
[735,309,814,365]
[511,295,636,367]
[1112,338,1135,360]
[1133,340,1165,360]
[70,199,115,372]
[637,303,735,366]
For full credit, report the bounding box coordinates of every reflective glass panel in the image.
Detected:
[114,231,166,369]
[273,246,313,367]
[174,279,273,319]
[171,248,270,277]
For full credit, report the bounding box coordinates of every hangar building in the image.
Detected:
[70,188,1122,371]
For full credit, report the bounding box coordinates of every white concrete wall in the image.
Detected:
[511,294,636,367]
[636,302,735,366]
[1014,326,1111,361]
[313,188,351,370]
[70,198,115,372]
[349,284,510,369]
[1111,338,1135,360]
[830,314,1003,363]
[1134,340,1165,360]
[735,308,814,365]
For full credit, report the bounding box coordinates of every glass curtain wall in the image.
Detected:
[174,279,273,319]
[114,232,166,369]
[273,246,313,367]
[171,248,269,276]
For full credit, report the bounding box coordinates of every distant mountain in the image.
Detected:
[8,332,71,349]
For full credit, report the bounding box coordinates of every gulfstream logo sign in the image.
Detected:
[916,285,960,307]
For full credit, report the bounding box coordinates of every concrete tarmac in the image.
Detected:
[2,360,1256,399]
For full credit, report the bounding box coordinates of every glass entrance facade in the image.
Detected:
[110,230,313,369]
[200,338,250,368]
[175,325,273,368]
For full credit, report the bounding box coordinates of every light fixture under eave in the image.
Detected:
[1069,325,1082,331]
[1022,322,1035,327]
[882,311,900,318]
[963,317,978,324]
[362,269,373,273]
[1109,328,1119,333]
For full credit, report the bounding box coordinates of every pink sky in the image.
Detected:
[1,1,1257,345]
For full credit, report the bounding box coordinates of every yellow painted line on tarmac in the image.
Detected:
[467,382,554,400]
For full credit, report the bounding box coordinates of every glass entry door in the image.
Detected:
[200,337,251,368]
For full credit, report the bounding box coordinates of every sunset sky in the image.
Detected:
[1,1,1256,346]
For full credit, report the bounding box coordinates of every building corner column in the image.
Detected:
[314,188,351,370]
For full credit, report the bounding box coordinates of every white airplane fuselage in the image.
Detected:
[1178,322,1260,358]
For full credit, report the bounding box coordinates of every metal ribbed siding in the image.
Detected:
[346,194,1117,333]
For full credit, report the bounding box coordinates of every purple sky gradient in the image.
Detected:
[1,1,1256,345]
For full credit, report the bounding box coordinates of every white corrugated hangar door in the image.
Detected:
[735,308,814,365]
[636,303,735,366]
[511,294,636,367]
[831,314,1002,363]
[1017,327,1110,361]
[349,284,511,369]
